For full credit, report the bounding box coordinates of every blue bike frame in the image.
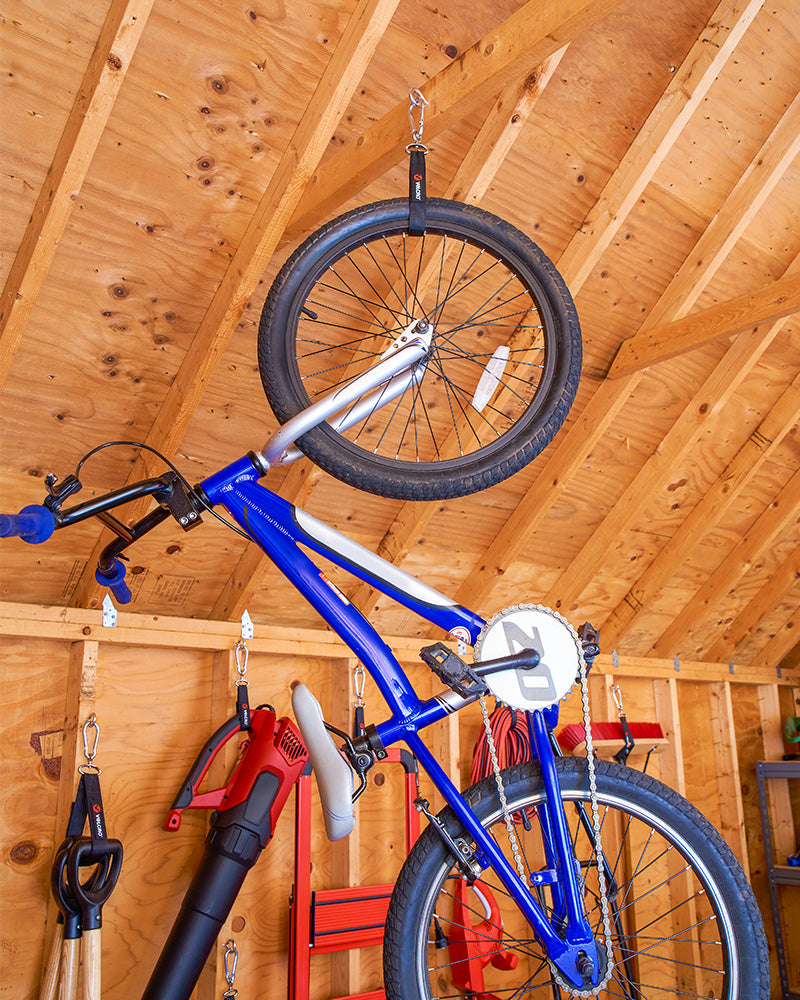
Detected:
[200,452,598,987]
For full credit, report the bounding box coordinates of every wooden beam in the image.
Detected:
[653,466,800,658]
[0,600,424,660]
[754,605,800,674]
[708,681,749,873]
[705,553,800,665]
[542,255,800,618]
[141,0,401,463]
[609,269,800,377]
[282,0,623,244]
[2,601,798,685]
[600,372,800,648]
[555,0,765,292]
[0,0,155,390]
[39,638,101,991]
[454,64,799,615]
[67,0,400,609]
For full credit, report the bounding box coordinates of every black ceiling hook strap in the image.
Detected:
[408,144,427,236]
[406,88,429,237]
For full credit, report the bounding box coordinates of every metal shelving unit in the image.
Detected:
[756,760,800,1000]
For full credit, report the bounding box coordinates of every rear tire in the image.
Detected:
[259,198,581,500]
[384,759,768,999]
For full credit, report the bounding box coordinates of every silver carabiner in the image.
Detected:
[353,662,366,707]
[79,713,101,774]
[408,88,428,145]
[235,640,249,687]
[223,938,238,997]
[611,684,625,715]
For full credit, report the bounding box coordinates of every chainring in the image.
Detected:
[473,604,581,711]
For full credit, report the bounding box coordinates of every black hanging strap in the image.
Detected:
[408,145,427,236]
[66,769,108,844]
[237,681,252,731]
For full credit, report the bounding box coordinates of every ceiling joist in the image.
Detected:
[609,269,800,377]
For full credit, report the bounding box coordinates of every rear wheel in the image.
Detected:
[384,759,768,999]
[259,198,581,500]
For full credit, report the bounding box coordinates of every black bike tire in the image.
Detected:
[383,758,768,999]
[259,198,581,500]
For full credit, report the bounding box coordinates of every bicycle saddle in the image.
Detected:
[292,684,355,840]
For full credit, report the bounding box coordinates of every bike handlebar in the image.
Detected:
[0,505,56,544]
[1,467,202,604]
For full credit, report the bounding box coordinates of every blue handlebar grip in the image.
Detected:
[0,505,56,543]
[95,558,132,604]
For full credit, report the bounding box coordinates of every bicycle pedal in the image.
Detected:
[419,642,487,698]
[291,684,355,841]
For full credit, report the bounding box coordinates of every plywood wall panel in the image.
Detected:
[0,637,69,995]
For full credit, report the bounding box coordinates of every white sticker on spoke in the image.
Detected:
[472,345,509,412]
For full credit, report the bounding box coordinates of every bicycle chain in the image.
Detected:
[476,604,614,997]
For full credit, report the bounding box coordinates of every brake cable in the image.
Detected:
[70,440,255,543]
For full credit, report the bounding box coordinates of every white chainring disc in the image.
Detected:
[473,604,580,711]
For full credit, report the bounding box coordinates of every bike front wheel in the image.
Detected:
[383,758,768,999]
[259,198,581,500]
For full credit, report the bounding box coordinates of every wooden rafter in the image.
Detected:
[555,0,765,291]
[708,562,800,667]
[539,93,800,647]
[609,269,800,377]
[600,370,800,649]
[0,0,156,389]
[541,256,800,617]
[652,465,800,658]
[68,0,401,608]
[451,0,765,615]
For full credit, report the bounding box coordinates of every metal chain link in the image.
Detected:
[478,694,527,882]
[550,613,615,996]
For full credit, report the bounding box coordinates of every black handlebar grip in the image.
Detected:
[0,505,55,543]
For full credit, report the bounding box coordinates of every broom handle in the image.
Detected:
[61,937,80,1000]
[38,926,62,1000]
[81,928,101,1000]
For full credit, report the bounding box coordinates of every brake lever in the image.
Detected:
[44,472,82,514]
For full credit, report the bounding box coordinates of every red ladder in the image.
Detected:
[288,749,420,1000]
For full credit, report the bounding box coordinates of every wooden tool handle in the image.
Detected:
[61,937,80,1000]
[81,928,102,1000]
[38,926,62,1000]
